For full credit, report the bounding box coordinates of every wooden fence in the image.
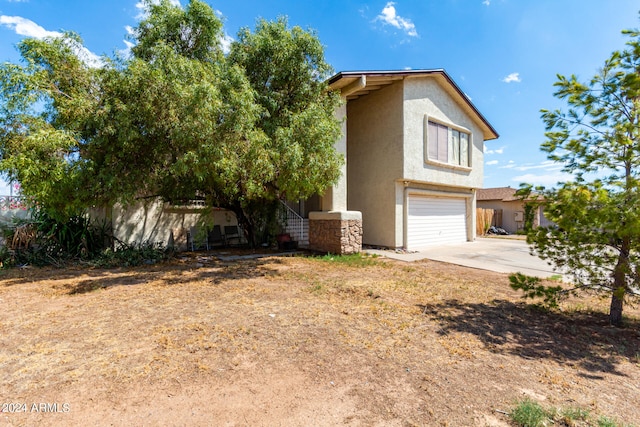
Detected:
[476,208,502,235]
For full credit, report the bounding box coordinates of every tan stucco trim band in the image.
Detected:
[405,188,473,199]
[309,211,363,221]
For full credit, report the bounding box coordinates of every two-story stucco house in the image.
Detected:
[99,69,498,254]
[306,70,499,253]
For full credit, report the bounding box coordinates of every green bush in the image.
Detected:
[509,272,564,309]
[92,242,170,268]
[510,399,551,427]
[0,208,171,268]
[509,399,632,427]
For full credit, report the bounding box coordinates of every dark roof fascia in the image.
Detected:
[328,69,446,85]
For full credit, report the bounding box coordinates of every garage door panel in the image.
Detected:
[407,196,467,249]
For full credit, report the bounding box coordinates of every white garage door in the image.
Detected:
[407,196,467,249]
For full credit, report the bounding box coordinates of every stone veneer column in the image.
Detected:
[308,211,362,255]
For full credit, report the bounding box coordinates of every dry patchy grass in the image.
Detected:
[0,252,639,426]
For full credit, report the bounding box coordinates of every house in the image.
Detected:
[304,69,499,253]
[476,187,551,234]
[91,200,245,252]
[98,69,499,254]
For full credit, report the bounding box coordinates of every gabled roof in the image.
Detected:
[328,69,499,141]
[477,187,522,202]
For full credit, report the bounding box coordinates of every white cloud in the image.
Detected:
[0,15,103,68]
[125,7,233,56]
[376,2,418,37]
[213,9,234,54]
[0,15,59,38]
[485,145,505,155]
[119,39,135,58]
[507,160,562,172]
[483,0,491,5]
[135,0,181,19]
[136,0,182,10]
[512,172,570,187]
[497,159,571,186]
[72,43,104,68]
[117,25,137,58]
[486,160,499,166]
[220,33,233,54]
[502,72,521,83]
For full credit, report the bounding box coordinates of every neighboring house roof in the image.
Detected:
[477,187,524,202]
[328,69,499,141]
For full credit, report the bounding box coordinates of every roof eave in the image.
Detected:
[328,69,499,141]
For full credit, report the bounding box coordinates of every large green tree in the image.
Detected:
[517,25,640,326]
[0,0,343,246]
[0,32,97,216]
[225,17,342,242]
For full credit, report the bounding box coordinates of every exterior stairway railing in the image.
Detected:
[279,201,309,246]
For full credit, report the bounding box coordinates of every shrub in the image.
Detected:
[510,399,551,427]
[509,399,632,427]
[93,242,170,268]
[0,208,171,268]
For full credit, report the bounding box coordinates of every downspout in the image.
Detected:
[403,180,410,249]
[470,188,476,241]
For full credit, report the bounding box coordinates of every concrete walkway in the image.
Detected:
[365,237,564,279]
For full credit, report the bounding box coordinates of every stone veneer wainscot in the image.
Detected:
[308,211,362,255]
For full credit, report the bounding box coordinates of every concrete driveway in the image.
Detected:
[365,237,564,279]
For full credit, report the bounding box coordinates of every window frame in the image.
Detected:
[424,116,472,170]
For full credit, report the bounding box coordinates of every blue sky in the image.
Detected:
[1,0,639,193]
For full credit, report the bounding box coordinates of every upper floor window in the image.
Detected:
[426,120,470,168]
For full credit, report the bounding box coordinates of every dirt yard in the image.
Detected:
[1,251,639,426]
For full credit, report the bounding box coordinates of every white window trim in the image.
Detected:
[424,115,473,171]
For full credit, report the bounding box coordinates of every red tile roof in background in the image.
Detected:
[477,187,521,202]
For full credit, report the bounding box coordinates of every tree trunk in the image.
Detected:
[227,199,281,248]
[609,291,624,327]
[610,238,630,327]
[231,205,257,248]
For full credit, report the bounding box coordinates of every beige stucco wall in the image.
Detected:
[345,76,487,248]
[346,82,404,247]
[399,77,484,245]
[321,102,348,211]
[97,200,239,249]
[402,77,484,189]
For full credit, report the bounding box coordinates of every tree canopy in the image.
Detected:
[0,0,343,245]
[515,22,640,326]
